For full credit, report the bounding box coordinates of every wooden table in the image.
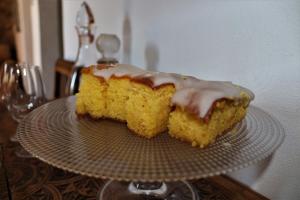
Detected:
[0,104,268,200]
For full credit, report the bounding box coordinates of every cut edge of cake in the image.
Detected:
[168,99,248,148]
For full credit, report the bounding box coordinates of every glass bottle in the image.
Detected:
[66,2,97,95]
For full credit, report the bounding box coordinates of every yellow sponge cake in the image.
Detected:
[76,68,107,118]
[106,77,131,121]
[168,99,248,148]
[126,81,175,138]
[76,64,254,148]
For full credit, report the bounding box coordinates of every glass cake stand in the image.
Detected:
[16,96,285,200]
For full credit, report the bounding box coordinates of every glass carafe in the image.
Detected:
[66,2,97,95]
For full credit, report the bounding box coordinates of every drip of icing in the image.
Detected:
[93,64,254,119]
[172,82,240,118]
[93,64,145,79]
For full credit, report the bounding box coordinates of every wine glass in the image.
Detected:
[1,63,46,156]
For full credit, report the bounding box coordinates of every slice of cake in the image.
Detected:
[75,64,254,148]
[168,97,250,148]
[106,77,131,121]
[168,79,253,147]
[126,81,175,138]
[76,68,107,118]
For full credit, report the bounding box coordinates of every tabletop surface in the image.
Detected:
[0,104,269,200]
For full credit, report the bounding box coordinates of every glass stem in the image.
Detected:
[128,181,167,196]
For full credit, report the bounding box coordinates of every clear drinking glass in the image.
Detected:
[1,63,46,156]
[3,63,45,122]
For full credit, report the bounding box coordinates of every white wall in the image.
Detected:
[16,0,61,99]
[38,0,62,99]
[15,0,37,65]
[63,0,300,199]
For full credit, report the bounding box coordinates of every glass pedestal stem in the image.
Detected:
[98,180,198,200]
[128,182,167,196]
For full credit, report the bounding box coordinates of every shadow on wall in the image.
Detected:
[122,3,131,64]
[229,153,273,186]
[145,42,159,71]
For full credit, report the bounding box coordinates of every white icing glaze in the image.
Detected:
[172,81,240,118]
[93,64,145,79]
[93,64,254,119]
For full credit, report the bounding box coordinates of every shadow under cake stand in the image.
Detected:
[16,96,285,200]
